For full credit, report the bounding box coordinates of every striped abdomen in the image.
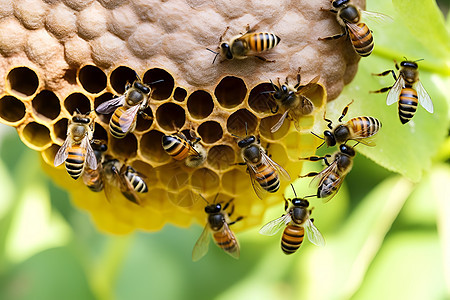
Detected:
[110,106,136,139]
[83,168,103,192]
[124,169,148,193]
[213,230,238,255]
[253,162,280,193]
[398,87,418,124]
[65,145,86,180]
[281,224,304,255]
[318,173,339,198]
[162,135,191,160]
[245,32,280,53]
[348,116,381,138]
[348,23,373,57]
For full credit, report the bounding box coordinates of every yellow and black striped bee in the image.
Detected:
[162,131,206,168]
[192,195,243,261]
[300,144,356,201]
[96,77,159,139]
[319,0,391,57]
[371,59,433,124]
[312,100,381,148]
[82,142,108,192]
[269,69,320,133]
[54,112,97,180]
[236,134,290,199]
[259,184,324,254]
[208,25,280,63]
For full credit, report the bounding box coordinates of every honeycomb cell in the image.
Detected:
[134,107,154,133]
[143,68,175,100]
[259,115,290,140]
[215,76,247,109]
[173,87,187,102]
[110,66,137,94]
[93,122,108,143]
[53,118,68,143]
[155,103,185,132]
[64,92,91,114]
[42,144,59,166]
[164,169,195,207]
[190,167,220,194]
[0,95,26,123]
[222,168,250,196]
[140,130,170,163]
[109,133,138,159]
[78,65,107,94]
[7,67,39,97]
[94,92,114,123]
[248,82,274,114]
[32,90,60,121]
[207,145,235,171]
[130,160,158,186]
[197,121,223,144]
[284,131,317,161]
[226,109,258,137]
[187,90,213,119]
[22,122,52,150]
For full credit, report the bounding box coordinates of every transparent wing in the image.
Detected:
[53,137,71,166]
[261,151,291,181]
[216,223,240,259]
[259,213,291,236]
[96,95,125,114]
[296,75,320,95]
[271,110,289,133]
[304,218,325,247]
[321,173,345,203]
[246,162,268,200]
[309,159,338,188]
[361,10,394,25]
[82,137,98,170]
[192,225,211,262]
[416,80,434,113]
[118,105,140,133]
[386,76,404,106]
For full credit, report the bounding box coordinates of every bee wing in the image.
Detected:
[192,224,211,262]
[53,137,71,167]
[216,222,240,259]
[96,95,126,114]
[296,75,320,95]
[321,173,345,203]
[361,10,394,25]
[386,76,404,106]
[82,137,98,170]
[304,218,325,247]
[259,213,292,236]
[118,104,141,133]
[309,160,338,188]
[246,162,269,200]
[261,151,291,181]
[271,110,289,133]
[416,80,434,113]
[118,170,142,205]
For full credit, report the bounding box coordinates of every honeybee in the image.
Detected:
[207,25,281,63]
[312,100,381,148]
[259,184,324,254]
[236,134,290,199]
[82,142,108,192]
[96,77,158,139]
[371,59,433,124]
[162,131,206,168]
[103,158,148,205]
[269,69,320,133]
[300,143,356,201]
[54,112,97,180]
[319,0,392,57]
[192,195,243,261]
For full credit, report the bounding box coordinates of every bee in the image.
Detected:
[319,0,391,57]
[259,184,324,254]
[300,143,356,201]
[268,68,320,133]
[161,131,206,168]
[236,134,290,199]
[82,142,108,192]
[96,77,159,139]
[312,100,381,148]
[54,111,97,180]
[371,59,433,124]
[207,25,281,63]
[103,158,148,205]
[192,195,243,261]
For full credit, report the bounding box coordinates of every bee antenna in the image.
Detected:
[316,140,326,149]
[75,108,81,114]
[231,133,242,139]
[206,48,220,64]
[290,183,298,198]
[303,195,317,199]
[311,131,324,140]
[148,79,164,85]
[199,193,209,204]
[134,71,142,82]
[245,122,248,136]
[414,58,424,63]
[212,193,219,203]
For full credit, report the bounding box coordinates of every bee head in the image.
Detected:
[400,60,418,69]
[72,115,90,124]
[291,198,309,207]
[220,43,233,60]
[323,130,336,146]
[205,203,221,214]
[133,81,151,94]
[237,135,256,148]
[332,0,349,8]
[338,3,360,23]
[339,144,356,156]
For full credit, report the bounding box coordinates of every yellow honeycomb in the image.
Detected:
[0,0,363,234]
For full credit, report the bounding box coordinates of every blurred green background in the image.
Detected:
[0,0,449,299]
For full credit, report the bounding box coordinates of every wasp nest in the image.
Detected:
[0,0,363,234]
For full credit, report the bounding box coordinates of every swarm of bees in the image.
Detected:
[52,0,434,261]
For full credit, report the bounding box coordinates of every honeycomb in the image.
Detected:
[0,0,363,234]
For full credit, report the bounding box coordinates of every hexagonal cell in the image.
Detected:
[94,92,114,123]
[7,67,39,97]
[109,133,138,159]
[303,82,325,108]
[284,131,317,160]
[42,144,60,166]
[190,167,220,194]
[53,118,68,143]
[64,92,92,115]
[226,109,258,137]
[22,122,51,149]
[221,168,250,195]
[110,66,138,94]
[197,120,223,144]
[32,90,61,121]
[143,68,174,100]
[93,122,108,143]
[78,65,107,94]
[259,114,290,140]
[248,82,274,114]
[173,87,187,102]
[215,76,247,109]
[187,90,213,119]
[130,160,158,186]
[155,102,185,132]
[0,95,26,123]
[140,130,170,163]
[207,144,235,170]
[134,106,153,132]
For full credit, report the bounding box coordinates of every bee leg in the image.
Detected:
[371,69,396,80]
[338,100,354,122]
[139,111,154,120]
[219,26,230,43]
[191,137,201,146]
[370,86,393,94]
[229,216,244,226]
[299,154,332,165]
[294,68,302,89]
[256,56,275,62]
[223,197,234,212]
[284,198,289,211]
[270,104,279,114]
[318,30,347,41]
[299,171,320,178]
